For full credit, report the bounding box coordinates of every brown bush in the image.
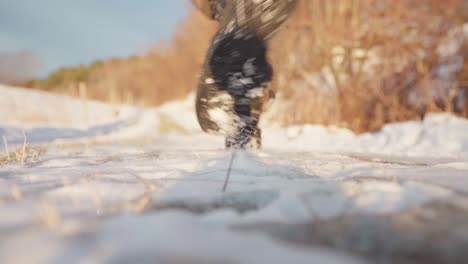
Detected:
[268,0,468,132]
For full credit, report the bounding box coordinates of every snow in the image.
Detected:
[1,84,468,263]
[266,113,468,158]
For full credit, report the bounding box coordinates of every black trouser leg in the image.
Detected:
[194,0,297,149]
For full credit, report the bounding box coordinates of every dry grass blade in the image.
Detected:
[20,130,27,166]
[2,136,10,162]
[38,197,62,229]
[222,149,237,193]
[10,183,22,201]
[135,175,158,191]
[132,194,153,212]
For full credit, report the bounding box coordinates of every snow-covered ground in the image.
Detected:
[1,84,468,264]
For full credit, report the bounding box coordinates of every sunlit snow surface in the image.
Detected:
[1,85,468,264]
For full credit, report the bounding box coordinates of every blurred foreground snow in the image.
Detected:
[1,85,468,264]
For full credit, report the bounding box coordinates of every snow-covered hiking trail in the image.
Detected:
[1,85,468,264]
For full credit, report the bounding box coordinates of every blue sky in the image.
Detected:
[0,0,189,77]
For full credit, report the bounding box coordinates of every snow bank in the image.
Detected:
[2,84,468,159]
[265,113,468,158]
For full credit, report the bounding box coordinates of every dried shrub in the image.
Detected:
[269,0,468,132]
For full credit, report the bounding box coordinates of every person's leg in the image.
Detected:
[196,28,271,149]
[225,93,265,149]
[195,0,297,149]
